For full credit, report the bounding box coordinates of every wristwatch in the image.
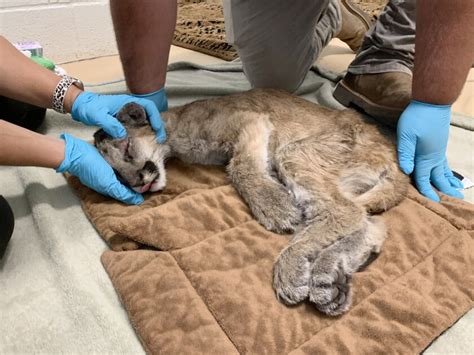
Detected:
[52,75,84,114]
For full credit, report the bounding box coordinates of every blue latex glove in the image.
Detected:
[57,133,144,205]
[71,91,166,142]
[397,100,464,202]
[132,88,168,113]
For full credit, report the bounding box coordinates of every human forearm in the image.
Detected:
[0,36,81,112]
[396,0,471,202]
[0,119,144,204]
[413,0,474,104]
[0,120,65,168]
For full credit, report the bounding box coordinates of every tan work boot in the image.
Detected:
[336,0,374,52]
[333,72,412,127]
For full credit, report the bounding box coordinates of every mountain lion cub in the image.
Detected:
[94,89,408,315]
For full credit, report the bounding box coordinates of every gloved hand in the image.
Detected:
[132,88,168,114]
[71,91,166,142]
[56,133,144,205]
[397,100,464,202]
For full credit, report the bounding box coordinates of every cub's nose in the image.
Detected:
[143,161,158,175]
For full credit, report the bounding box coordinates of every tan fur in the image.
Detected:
[94,89,409,315]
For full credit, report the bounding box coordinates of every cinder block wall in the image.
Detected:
[0,0,118,63]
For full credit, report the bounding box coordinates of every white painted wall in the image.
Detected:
[0,0,118,63]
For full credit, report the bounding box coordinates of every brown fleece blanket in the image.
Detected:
[66,159,473,354]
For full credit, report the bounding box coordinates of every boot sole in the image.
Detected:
[333,80,402,127]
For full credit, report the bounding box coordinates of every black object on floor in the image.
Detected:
[452,170,464,181]
[0,95,46,132]
[0,195,14,259]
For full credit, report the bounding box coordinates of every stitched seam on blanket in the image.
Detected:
[169,252,243,354]
[144,212,255,252]
[113,184,252,251]
[291,227,473,352]
[165,220,259,252]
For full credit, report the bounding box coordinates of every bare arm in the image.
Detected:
[413,0,474,104]
[397,0,473,203]
[0,36,76,169]
[0,120,64,168]
[0,36,81,112]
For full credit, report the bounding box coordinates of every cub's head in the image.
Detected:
[94,102,170,193]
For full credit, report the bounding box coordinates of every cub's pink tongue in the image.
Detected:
[140,182,153,193]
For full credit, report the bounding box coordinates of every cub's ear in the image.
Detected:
[116,102,149,128]
[93,128,128,155]
[93,128,111,147]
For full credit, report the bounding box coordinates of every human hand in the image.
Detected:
[397,100,464,202]
[56,133,144,205]
[71,91,166,142]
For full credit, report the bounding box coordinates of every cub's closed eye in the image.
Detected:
[124,141,134,162]
[125,151,134,162]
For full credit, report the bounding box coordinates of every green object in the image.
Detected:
[31,55,55,71]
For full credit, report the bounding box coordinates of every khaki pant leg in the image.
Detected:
[223,0,341,92]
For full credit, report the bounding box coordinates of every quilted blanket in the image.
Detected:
[66,157,473,354]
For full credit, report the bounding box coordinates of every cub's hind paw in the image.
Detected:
[309,260,352,316]
[272,245,312,305]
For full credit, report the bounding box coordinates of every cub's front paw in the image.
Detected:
[272,245,312,305]
[249,183,302,234]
